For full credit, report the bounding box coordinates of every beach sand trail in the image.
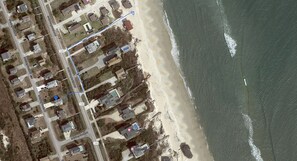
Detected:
[130,0,214,160]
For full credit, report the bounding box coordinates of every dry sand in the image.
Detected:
[128,0,214,160]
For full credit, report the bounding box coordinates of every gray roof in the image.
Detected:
[69,145,85,154]
[17,3,28,13]
[56,109,66,119]
[8,67,17,75]
[20,103,32,112]
[100,7,109,16]
[43,71,53,80]
[16,89,26,98]
[122,0,132,9]
[109,0,120,10]
[119,105,135,121]
[130,144,149,158]
[32,43,42,53]
[10,77,21,85]
[25,116,36,128]
[26,33,36,41]
[46,80,58,89]
[100,16,109,26]
[61,3,80,16]
[68,23,82,33]
[119,122,141,140]
[98,89,120,109]
[61,121,75,132]
[85,40,100,54]
[1,52,11,61]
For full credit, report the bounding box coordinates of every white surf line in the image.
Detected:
[242,114,264,161]
[216,0,237,57]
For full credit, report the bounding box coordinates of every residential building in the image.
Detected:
[61,3,81,16]
[20,103,32,112]
[83,22,93,33]
[106,56,122,67]
[61,121,76,133]
[43,71,53,80]
[115,68,126,80]
[109,0,120,10]
[29,128,41,139]
[25,116,36,129]
[46,80,58,89]
[32,43,42,53]
[16,89,26,98]
[120,44,131,54]
[16,3,28,13]
[8,66,17,75]
[26,32,36,41]
[82,0,91,5]
[130,144,149,158]
[56,109,67,119]
[100,16,109,26]
[68,145,85,155]
[98,89,120,109]
[68,23,82,33]
[88,13,98,21]
[10,77,21,86]
[1,52,11,62]
[123,19,133,30]
[119,122,141,140]
[100,7,109,16]
[85,40,100,54]
[119,105,135,121]
[161,156,172,161]
[122,0,132,9]
[21,15,31,23]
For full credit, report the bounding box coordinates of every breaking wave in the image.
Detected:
[216,0,237,57]
[242,114,264,161]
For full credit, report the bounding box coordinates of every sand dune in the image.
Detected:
[129,0,214,160]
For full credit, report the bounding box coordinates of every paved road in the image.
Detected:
[0,1,63,160]
[37,0,108,160]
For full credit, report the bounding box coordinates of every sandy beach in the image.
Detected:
[128,0,214,160]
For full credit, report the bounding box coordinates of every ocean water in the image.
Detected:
[163,0,297,161]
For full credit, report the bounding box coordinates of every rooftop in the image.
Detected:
[25,116,36,129]
[26,33,36,41]
[98,89,120,109]
[20,103,32,112]
[46,80,58,89]
[109,0,120,10]
[43,71,54,80]
[85,40,100,54]
[119,105,135,121]
[120,44,131,54]
[69,145,85,155]
[17,3,28,13]
[61,121,75,133]
[8,67,17,75]
[10,77,21,86]
[1,52,11,62]
[61,2,81,16]
[130,144,149,158]
[100,7,109,16]
[119,122,141,140]
[122,0,132,9]
[32,43,42,53]
[123,19,133,31]
[16,89,26,98]
[100,16,109,26]
[68,23,82,33]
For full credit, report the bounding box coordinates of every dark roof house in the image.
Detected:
[119,105,135,121]
[100,16,109,26]
[82,0,91,5]
[88,13,99,21]
[43,71,53,80]
[122,0,132,9]
[16,89,26,98]
[100,7,109,16]
[119,122,141,140]
[61,121,76,133]
[20,103,32,112]
[123,19,133,30]
[10,77,21,86]
[98,89,120,109]
[109,0,120,10]
[8,66,17,75]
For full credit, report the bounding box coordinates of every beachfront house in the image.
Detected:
[1,52,12,62]
[119,122,141,140]
[98,89,121,109]
[109,0,120,10]
[120,44,131,54]
[85,40,100,54]
[130,144,149,158]
[123,19,133,31]
[100,16,109,26]
[100,7,109,16]
[115,68,126,80]
[119,105,135,121]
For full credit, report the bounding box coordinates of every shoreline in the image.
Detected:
[129,0,214,160]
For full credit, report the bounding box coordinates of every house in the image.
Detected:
[88,13,98,21]
[109,0,120,10]
[56,109,67,119]
[1,52,11,62]
[25,116,36,129]
[83,22,93,33]
[54,98,64,106]
[16,89,26,98]
[32,43,42,53]
[46,80,58,89]
[61,121,76,133]
[29,128,41,139]
[38,58,46,66]
[8,66,17,75]
[106,56,122,67]
[122,0,132,9]
[82,0,91,5]
[26,33,36,41]
[100,16,109,26]
[10,77,21,86]
[123,19,133,30]
[17,3,28,13]
[68,23,82,33]
[21,15,31,23]
[98,89,120,109]
[69,145,85,155]
[20,103,32,112]
[130,144,149,158]
[85,40,100,54]
[119,122,141,140]
[43,71,53,80]
[61,3,81,16]
[115,68,126,80]
[119,105,135,121]
[120,44,131,54]
[161,156,172,161]
[100,7,109,16]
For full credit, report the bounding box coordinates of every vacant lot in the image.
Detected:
[0,73,32,161]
